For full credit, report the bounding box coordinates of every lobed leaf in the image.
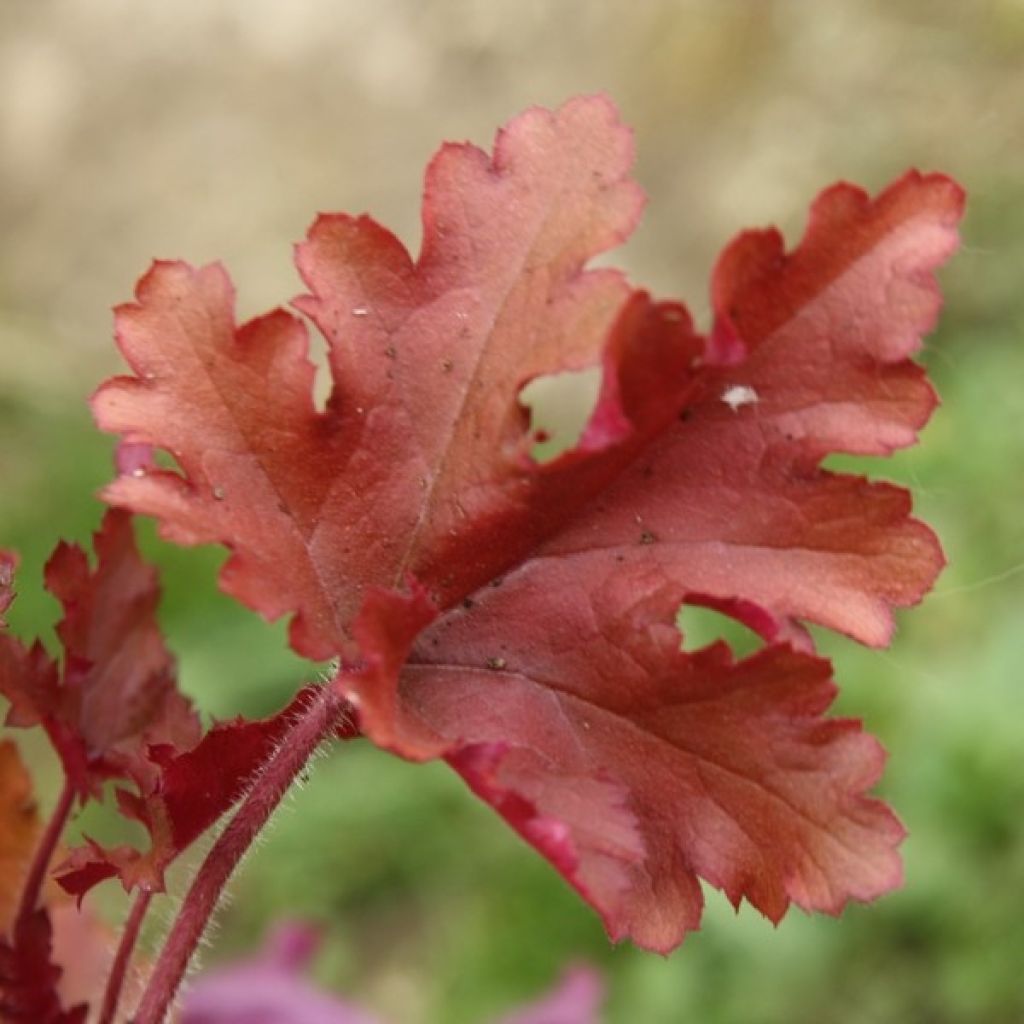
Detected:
[57,686,323,898]
[94,96,964,949]
[94,97,699,661]
[401,581,903,952]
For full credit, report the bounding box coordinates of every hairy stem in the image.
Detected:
[131,684,345,1024]
[98,888,152,1024]
[14,776,75,933]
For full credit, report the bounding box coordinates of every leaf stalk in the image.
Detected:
[130,683,345,1024]
[13,775,75,934]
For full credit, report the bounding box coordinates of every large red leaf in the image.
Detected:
[0,511,200,799]
[93,96,964,949]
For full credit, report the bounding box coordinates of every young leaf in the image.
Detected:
[0,510,200,800]
[57,685,324,898]
[93,96,964,949]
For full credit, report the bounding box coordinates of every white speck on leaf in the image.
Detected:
[721,385,759,411]
[352,307,370,317]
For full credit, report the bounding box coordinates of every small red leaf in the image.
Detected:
[0,510,200,799]
[57,686,322,896]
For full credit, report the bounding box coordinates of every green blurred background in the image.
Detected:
[2,1,1022,1021]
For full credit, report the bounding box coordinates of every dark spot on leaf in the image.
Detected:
[679,408,693,422]
[462,597,475,609]
[384,345,397,359]
[486,657,506,671]
[639,530,656,545]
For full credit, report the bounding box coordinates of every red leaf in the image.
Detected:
[93,96,964,949]
[57,686,321,897]
[0,510,200,799]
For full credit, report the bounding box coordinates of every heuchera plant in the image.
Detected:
[0,96,963,1023]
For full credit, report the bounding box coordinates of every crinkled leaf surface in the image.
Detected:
[93,96,964,949]
[0,510,199,799]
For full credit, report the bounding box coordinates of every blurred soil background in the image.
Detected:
[2,1,1023,1021]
